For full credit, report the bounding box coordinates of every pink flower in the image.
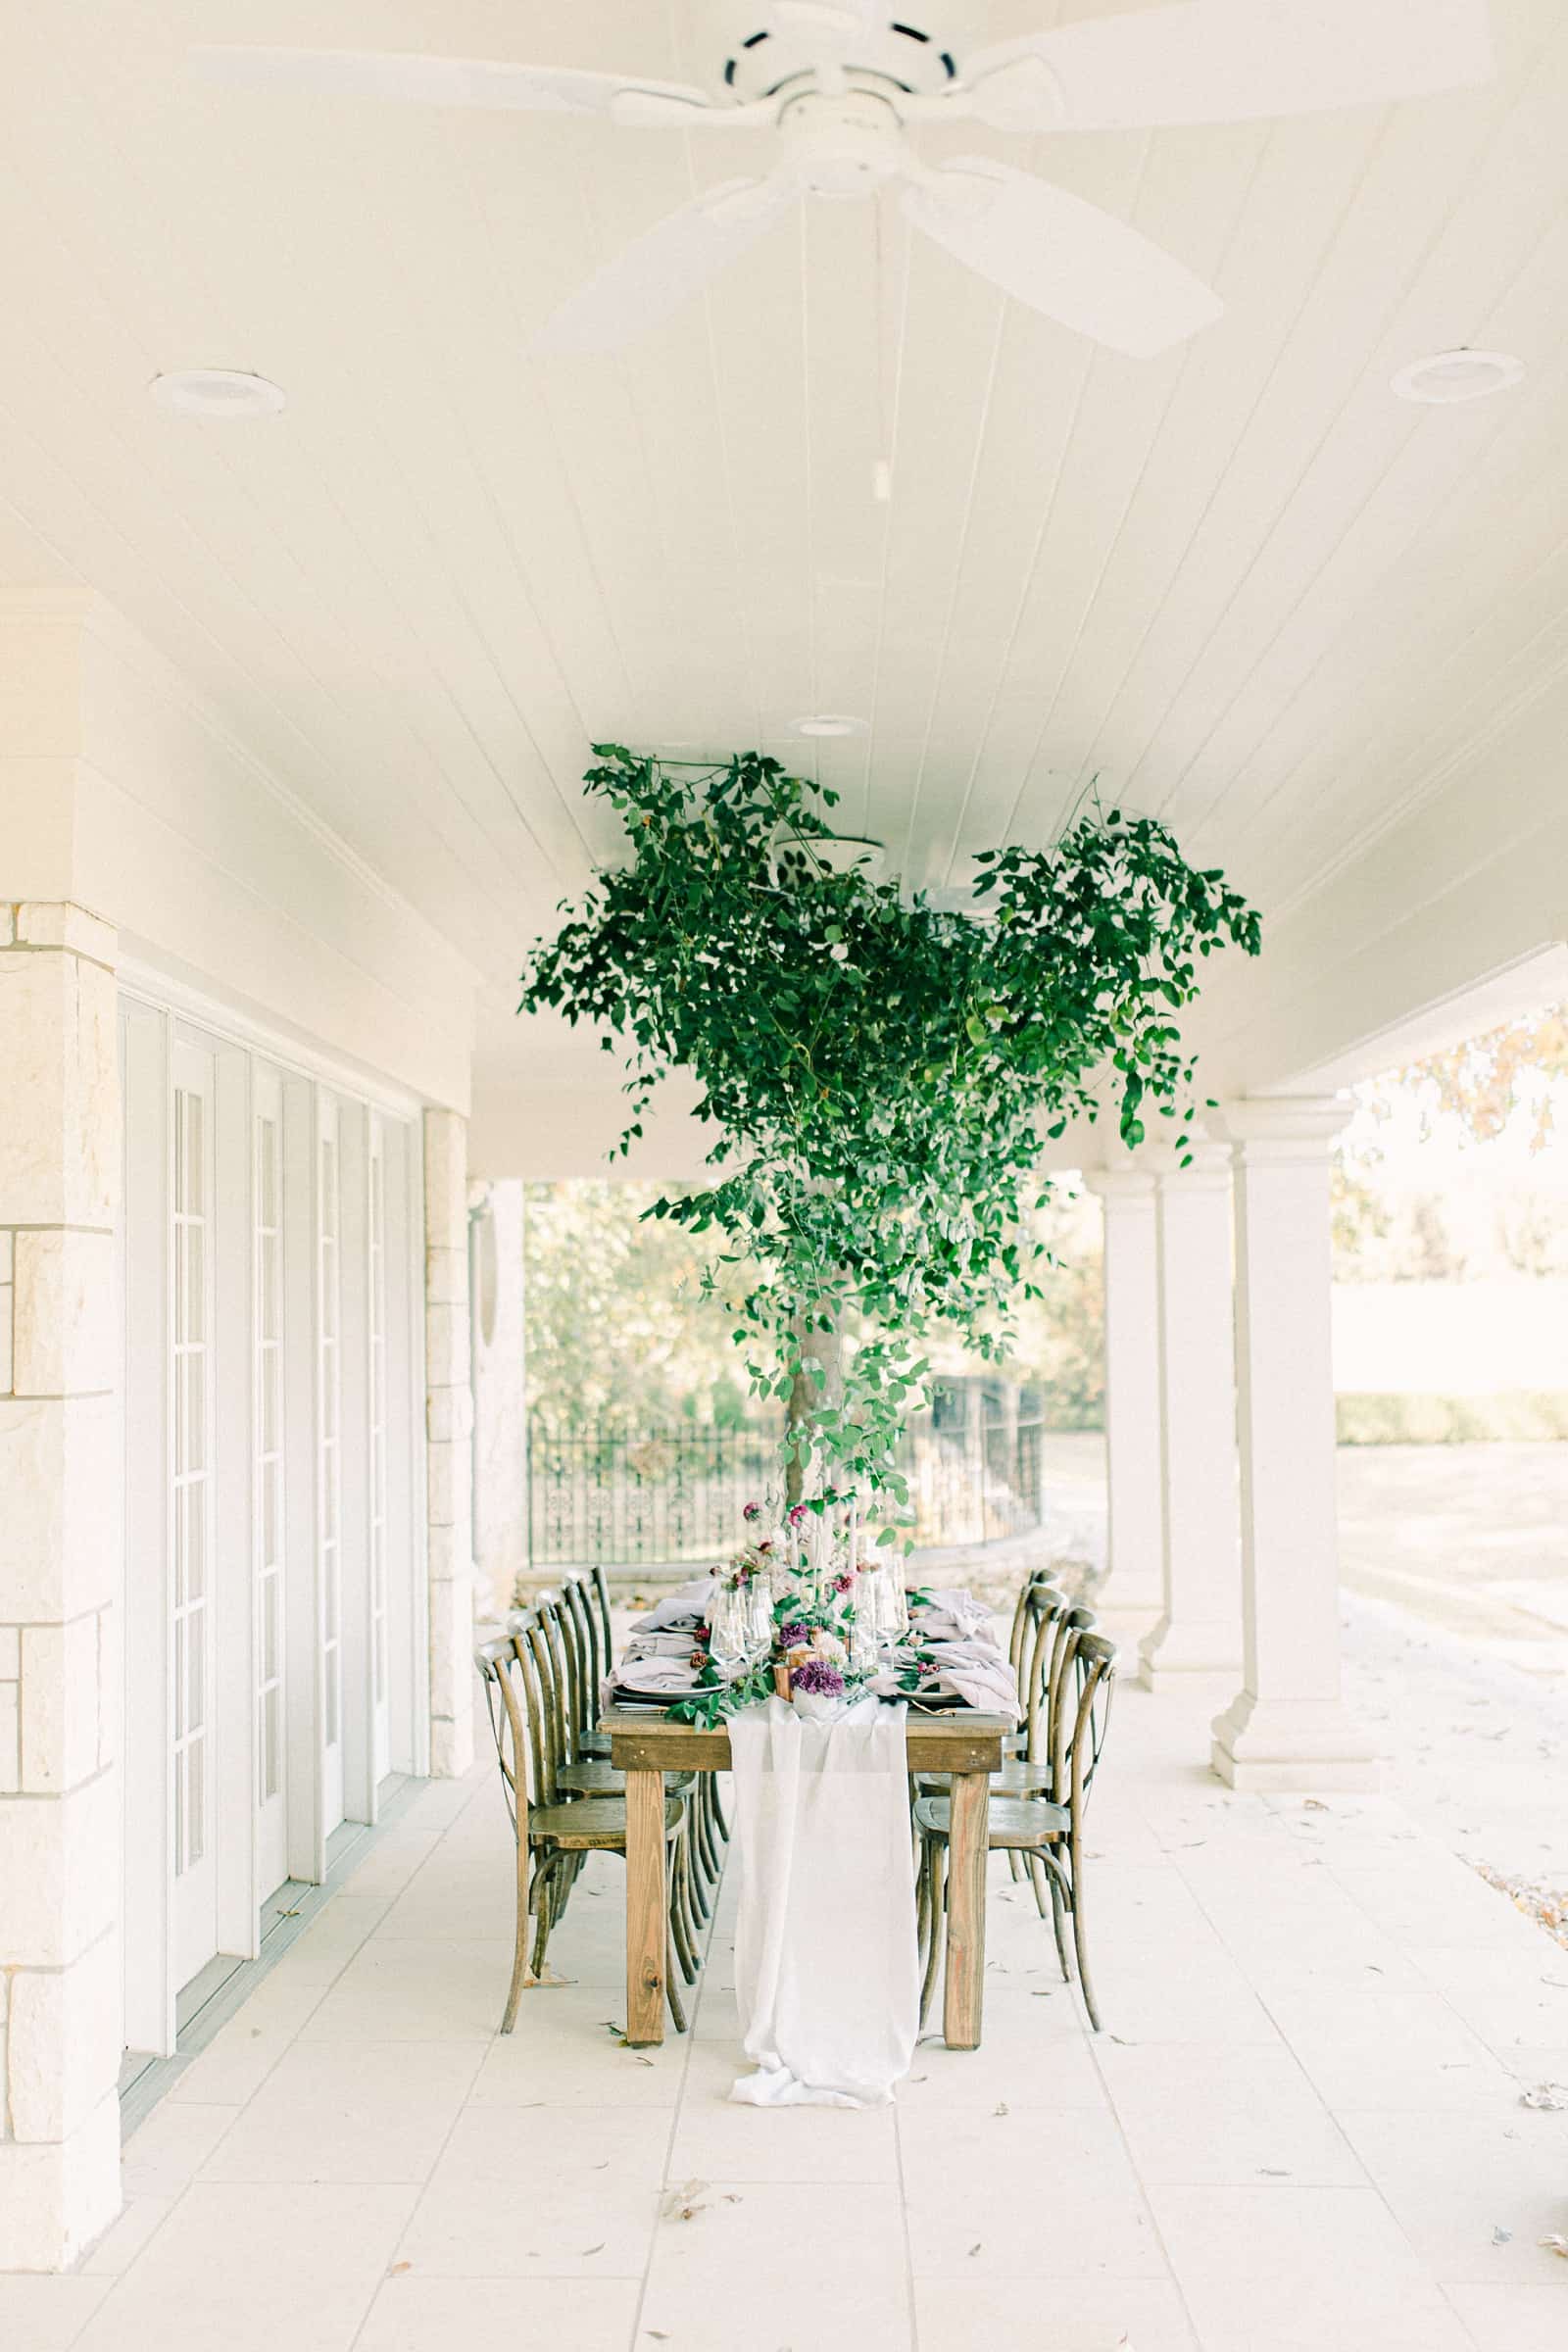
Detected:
[832,1571,855,1594]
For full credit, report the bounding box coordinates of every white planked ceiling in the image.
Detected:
[2,1,1565,1118]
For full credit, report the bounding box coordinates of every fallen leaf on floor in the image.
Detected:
[723,2194,743,2205]
[581,2243,605,2257]
[647,2332,670,2341]
[1492,2226,1513,2245]
[387,2261,412,2277]
[967,2242,982,2257]
[994,2101,1009,2117]
[1301,1798,1328,1812]
[662,2179,710,2223]
[635,2055,656,2067]
[1520,2083,1568,2110]
[1258,2169,1290,2178]
[1541,2234,1568,2259]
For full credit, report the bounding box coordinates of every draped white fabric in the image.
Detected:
[727,1694,919,2109]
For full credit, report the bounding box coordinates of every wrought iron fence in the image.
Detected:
[527,1391,1045,1566]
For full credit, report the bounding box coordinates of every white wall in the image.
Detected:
[2,593,478,1114]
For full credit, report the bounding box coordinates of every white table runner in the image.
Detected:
[727,1693,919,2109]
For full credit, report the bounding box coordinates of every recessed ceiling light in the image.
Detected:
[1391,349,1524,406]
[149,368,287,418]
[791,712,867,739]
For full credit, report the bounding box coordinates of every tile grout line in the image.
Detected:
[627,1813,727,2352]
[1164,1799,1485,2335]
[70,1774,490,2341]
[1071,1812,1212,2352]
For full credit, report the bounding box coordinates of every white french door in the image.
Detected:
[317,1093,346,1838]
[171,1039,219,1990]
[253,1066,289,1903]
[368,1117,392,1784]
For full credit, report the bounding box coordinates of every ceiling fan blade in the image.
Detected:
[903,159,1223,356]
[188,45,719,121]
[961,0,1494,133]
[533,177,799,355]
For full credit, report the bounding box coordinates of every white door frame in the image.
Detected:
[251,1060,290,1909]
[122,1000,175,2056]
[170,1033,220,1992]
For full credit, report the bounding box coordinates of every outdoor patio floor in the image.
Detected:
[10,1673,1568,2352]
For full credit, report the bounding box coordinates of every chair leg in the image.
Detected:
[502,1839,537,2034]
[918,1842,946,2031]
[1039,1854,1074,1982]
[669,1837,700,1985]
[1068,1836,1101,2032]
[529,1851,562,1983]
[710,1772,729,1843]
[665,1928,688,2034]
[697,1780,720,1887]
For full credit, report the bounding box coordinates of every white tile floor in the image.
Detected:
[8,1675,1568,2352]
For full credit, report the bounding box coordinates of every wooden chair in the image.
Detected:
[915,1624,1118,2032]
[476,1623,696,2034]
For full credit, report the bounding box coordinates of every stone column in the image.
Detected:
[467,1177,528,1619]
[1082,1170,1163,1619]
[1209,1098,1378,1792]
[423,1110,475,1777]
[1140,1144,1243,1686]
[0,901,123,2269]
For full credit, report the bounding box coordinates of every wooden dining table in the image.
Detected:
[604,1705,1010,2049]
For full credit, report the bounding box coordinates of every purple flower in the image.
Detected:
[777,1620,810,1649]
[832,1571,855,1595]
[791,1658,845,1696]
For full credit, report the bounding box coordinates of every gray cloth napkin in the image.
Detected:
[630,1576,716,1635]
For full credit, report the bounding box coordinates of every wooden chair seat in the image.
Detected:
[915,1791,1067,1846]
[558,1760,699,1795]
[529,1794,686,1850]
[915,1757,1054,1798]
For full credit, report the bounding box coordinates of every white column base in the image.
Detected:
[0,2090,121,2271]
[1210,1690,1381,1793]
[1140,1615,1244,1686]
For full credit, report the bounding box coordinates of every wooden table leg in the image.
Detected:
[943,1767,990,2050]
[624,1766,667,2046]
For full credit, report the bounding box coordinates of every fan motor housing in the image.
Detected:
[779,88,906,195]
[721,13,962,105]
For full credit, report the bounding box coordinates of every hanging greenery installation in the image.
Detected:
[520,746,1260,1532]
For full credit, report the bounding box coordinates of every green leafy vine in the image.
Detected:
[521,746,1259,1526]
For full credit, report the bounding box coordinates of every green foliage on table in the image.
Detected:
[664,1653,778,1731]
[521,745,1259,1521]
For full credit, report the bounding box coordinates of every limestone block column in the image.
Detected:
[1140,1145,1243,1686]
[467,1178,528,1619]
[1082,1170,1163,1618]
[0,901,123,2269]
[424,1109,475,1777]
[1209,1098,1378,1792]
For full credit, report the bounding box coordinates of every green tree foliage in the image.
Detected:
[521,747,1258,1515]
[521,1179,755,1427]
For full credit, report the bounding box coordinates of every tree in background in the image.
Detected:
[1335,1004,1568,1282]
[522,1180,754,1427]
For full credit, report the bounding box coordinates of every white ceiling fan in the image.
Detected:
[192,1,1493,360]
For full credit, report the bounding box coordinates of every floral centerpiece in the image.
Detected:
[666,1494,885,1727]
